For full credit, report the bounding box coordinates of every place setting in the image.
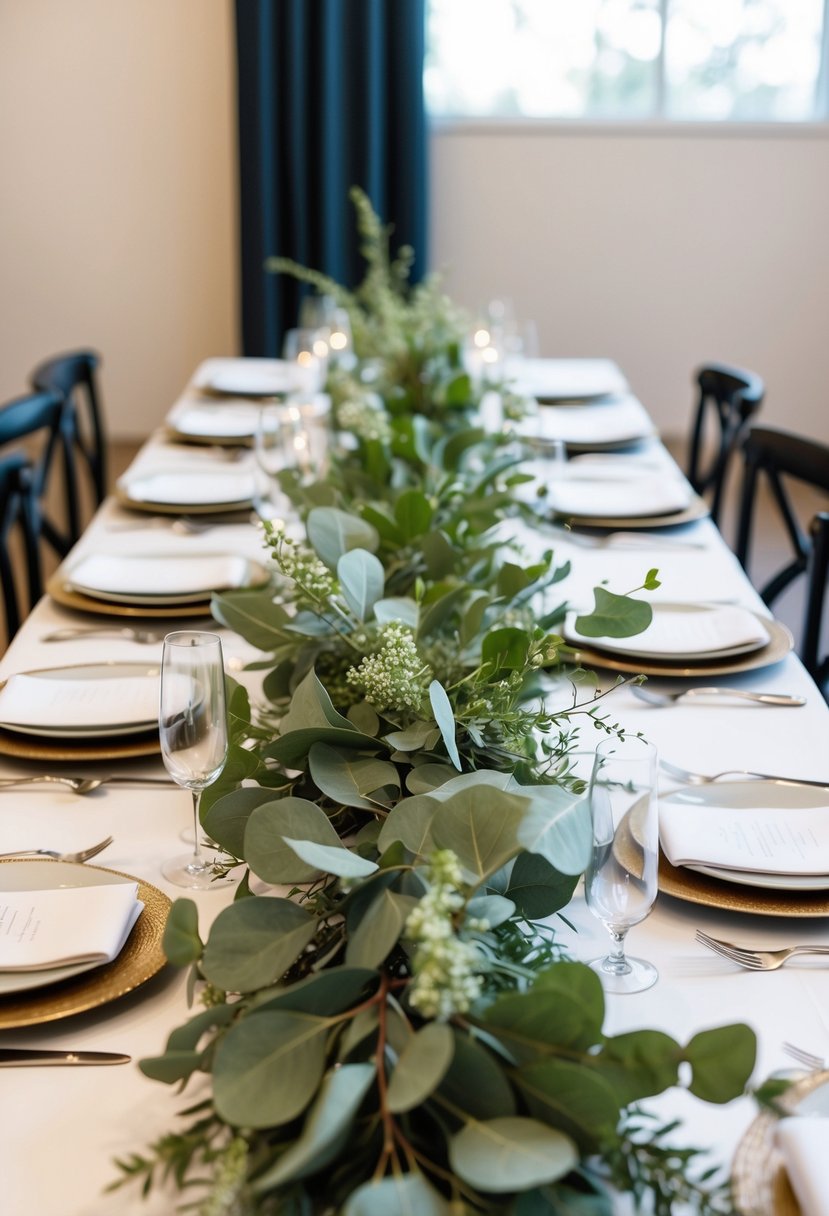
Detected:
[0,660,162,762]
[563,600,794,678]
[0,852,171,1030]
[46,548,269,620]
[656,770,829,916]
[510,391,659,454]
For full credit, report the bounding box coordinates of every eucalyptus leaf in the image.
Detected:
[437,1030,517,1120]
[384,720,438,752]
[428,679,461,770]
[213,1010,329,1128]
[162,897,202,967]
[405,763,457,794]
[430,786,528,881]
[394,488,434,539]
[252,1063,376,1191]
[279,669,359,734]
[337,548,385,621]
[593,1029,681,1105]
[514,785,591,876]
[466,894,515,928]
[506,853,579,919]
[387,1022,454,1113]
[686,1023,756,1103]
[201,897,316,992]
[252,968,378,1016]
[373,596,419,629]
[485,963,605,1057]
[203,787,280,858]
[265,726,380,768]
[343,1173,451,1216]
[245,797,344,883]
[309,742,399,810]
[516,1058,621,1151]
[449,1117,578,1193]
[346,890,419,968]
[376,794,439,856]
[281,837,379,879]
[574,588,652,639]
[211,588,287,652]
[307,506,379,569]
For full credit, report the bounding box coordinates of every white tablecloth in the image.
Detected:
[1,385,828,1216]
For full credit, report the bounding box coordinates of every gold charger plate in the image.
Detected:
[731,1070,829,1215]
[0,860,171,1029]
[551,492,709,530]
[46,573,215,620]
[658,852,829,917]
[569,616,793,678]
[163,425,252,448]
[114,486,253,516]
[0,726,159,762]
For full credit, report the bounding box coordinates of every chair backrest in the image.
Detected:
[0,451,43,643]
[30,349,107,541]
[735,425,829,693]
[0,389,75,559]
[687,363,765,527]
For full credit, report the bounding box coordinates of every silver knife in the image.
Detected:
[0,1048,130,1066]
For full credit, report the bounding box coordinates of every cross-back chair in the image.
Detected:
[735,425,829,695]
[0,389,75,561]
[0,451,43,643]
[688,363,765,528]
[30,349,107,543]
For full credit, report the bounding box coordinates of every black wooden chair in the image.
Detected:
[0,451,43,641]
[735,426,829,695]
[0,389,76,561]
[688,363,765,528]
[30,349,107,543]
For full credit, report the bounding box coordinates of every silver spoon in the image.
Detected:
[0,776,104,794]
[633,685,805,708]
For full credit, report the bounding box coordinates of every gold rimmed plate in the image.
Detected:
[0,727,159,763]
[114,486,254,516]
[0,859,171,1028]
[550,493,710,530]
[658,853,829,917]
[46,573,215,619]
[732,1070,829,1215]
[568,616,793,678]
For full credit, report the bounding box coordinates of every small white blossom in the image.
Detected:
[347,622,430,713]
[264,521,337,601]
[337,396,391,444]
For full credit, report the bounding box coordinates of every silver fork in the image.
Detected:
[783,1042,825,1071]
[661,759,829,790]
[695,930,829,971]
[0,836,113,864]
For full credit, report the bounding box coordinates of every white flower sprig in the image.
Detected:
[405,849,489,1021]
[346,621,432,714]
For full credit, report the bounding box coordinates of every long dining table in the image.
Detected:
[1,360,827,1216]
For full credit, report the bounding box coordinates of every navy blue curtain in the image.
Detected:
[235,0,428,356]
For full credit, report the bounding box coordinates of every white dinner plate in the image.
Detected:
[116,468,255,510]
[564,602,771,662]
[0,663,159,739]
[662,781,829,891]
[203,360,296,398]
[168,403,262,441]
[63,552,268,606]
[0,860,138,996]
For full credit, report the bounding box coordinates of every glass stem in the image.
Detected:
[191,790,203,862]
[604,926,631,975]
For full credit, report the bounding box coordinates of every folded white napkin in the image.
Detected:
[119,469,255,506]
[776,1118,829,1216]
[505,357,629,401]
[546,471,691,518]
[515,395,656,446]
[67,552,250,597]
[0,672,158,730]
[0,882,142,971]
[171,404,262,439]
[564,603,770,657]
[660,799,829,875]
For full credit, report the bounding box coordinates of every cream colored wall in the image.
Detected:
[430,125,829,443]
[0,0,238,446]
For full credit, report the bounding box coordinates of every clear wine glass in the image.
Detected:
[159,631,231,889]
[584,737,659,993]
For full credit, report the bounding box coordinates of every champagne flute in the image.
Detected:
[159,631,231,889]
[584,737,659,993]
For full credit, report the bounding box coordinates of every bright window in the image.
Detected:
[425,0,828,122]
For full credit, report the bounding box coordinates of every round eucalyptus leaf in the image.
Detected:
[281,837,378,878]
[253,1062,376,1192]
[201,897,316,992]
[213,1010,329,1128]
[430,786,527,882]
[307,506,379,570]
[516,1058,621,1151]
[343,1172,451,1216]
[337,548,385,621]
[449,1116,578,1192]
[686,1022,756,1103]
[387,1022,455,1113]
[162,897,201,967]
[245,797,342,883]
[346,889,419,968]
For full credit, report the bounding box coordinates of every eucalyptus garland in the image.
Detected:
[114,196,756,1214]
